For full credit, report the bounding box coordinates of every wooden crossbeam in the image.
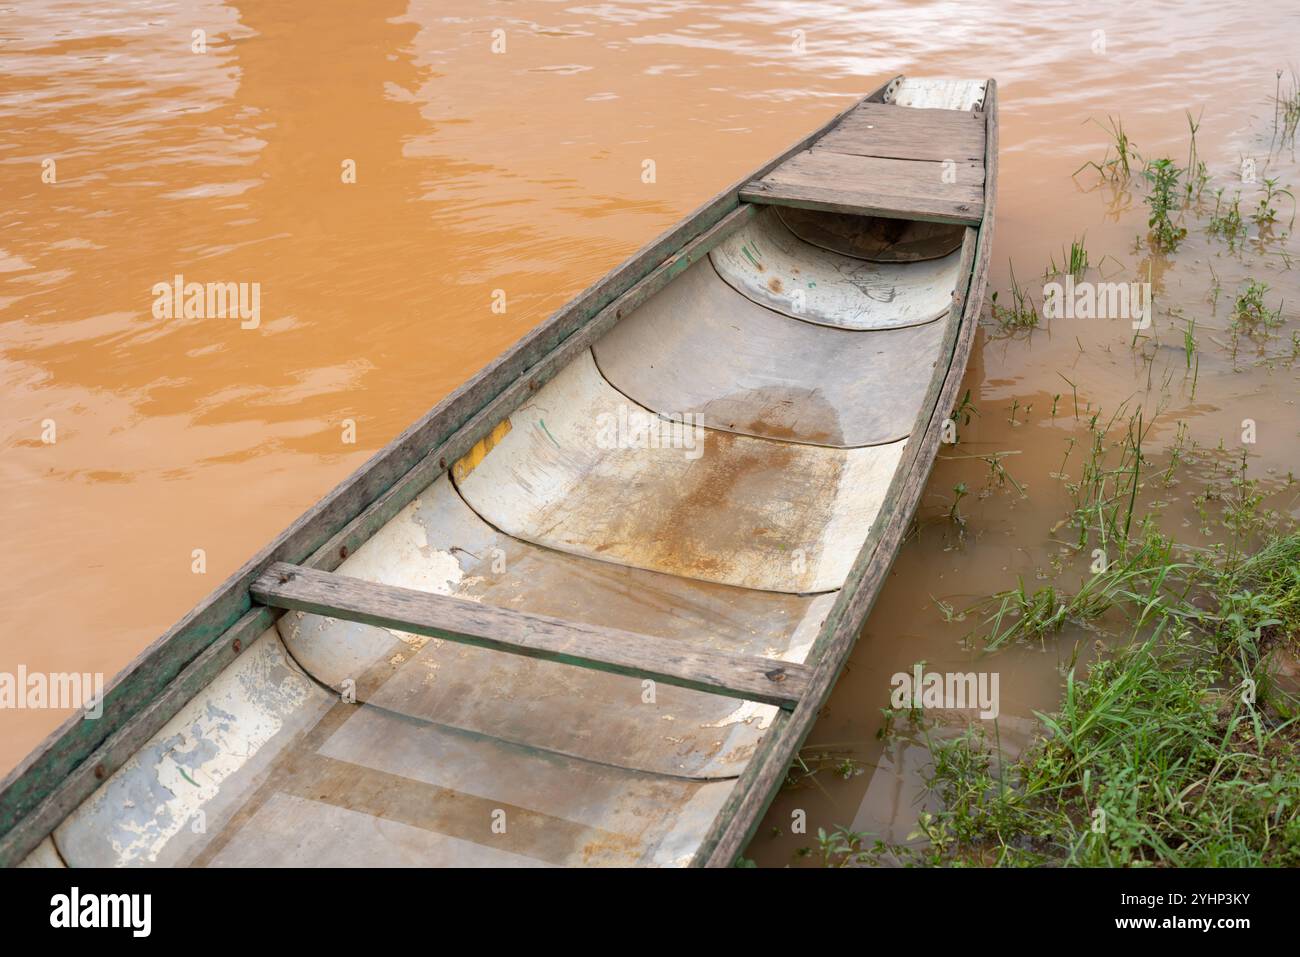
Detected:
[251,563,810,709]
[741,155,984,225]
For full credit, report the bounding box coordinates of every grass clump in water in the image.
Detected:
[1209,189,1248,246]
[1074,115,1140,183]
[828,402,1300,867]
[989,263,1040,331]
[1232,279,1284,331]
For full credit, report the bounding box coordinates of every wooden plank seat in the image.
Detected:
[740,93,987,225]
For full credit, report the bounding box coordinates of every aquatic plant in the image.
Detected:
[1074,115,1140,183]
[989,263,1040,330]
[1250,177,1296,232]
[1208,189,1247,245]
[1232,279,1283,330]
[1048,236,1089,279]
[790,102,1300,871]
[1142,158,1187,252]
[891,407,1300,866]
[1184,109,1209,204]
[1274,70,1300,148]
[948,482,969,528]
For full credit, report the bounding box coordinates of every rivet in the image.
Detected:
[765,668,787,683]
[339,544,349,559]
[232,639,242,654]
[93,764,107,780]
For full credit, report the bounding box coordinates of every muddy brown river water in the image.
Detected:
[3,0,1299,866]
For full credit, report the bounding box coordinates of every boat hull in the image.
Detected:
[4,75,998,868]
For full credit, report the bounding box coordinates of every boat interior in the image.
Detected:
[21,77,991,868]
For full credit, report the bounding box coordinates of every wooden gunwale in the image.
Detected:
[690,79,999,867]
[0,77,901,867]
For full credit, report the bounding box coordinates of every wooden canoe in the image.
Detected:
[3,75,997,868]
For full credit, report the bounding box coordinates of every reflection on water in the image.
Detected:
[2,0,1299,863]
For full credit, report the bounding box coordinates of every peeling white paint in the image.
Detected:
[339,499,464,595]
[55,629,331,866]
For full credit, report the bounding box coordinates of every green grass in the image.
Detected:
[870,522,1300,867]
[1074,115,1140,183]
[1275,71,1300,148]
[1048,236,1089,279]
[1184,109,1209,204]
[989,263,1040,331]
[911,625,1300,867]
[1251,178,1295,232]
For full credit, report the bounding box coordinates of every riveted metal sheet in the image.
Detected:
[593,256,950,447]
[455,350,904,593]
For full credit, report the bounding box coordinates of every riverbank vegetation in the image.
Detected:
[812,418,1300,867]
[800,91,1300,869]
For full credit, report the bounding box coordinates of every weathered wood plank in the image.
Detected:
[251,563,811,709]
[742,151,984,225]
[692,79,999,866]
[0,75,904,862]
[817,103,985,162]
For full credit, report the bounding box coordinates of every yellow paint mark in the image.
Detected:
[452,418,512,482]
